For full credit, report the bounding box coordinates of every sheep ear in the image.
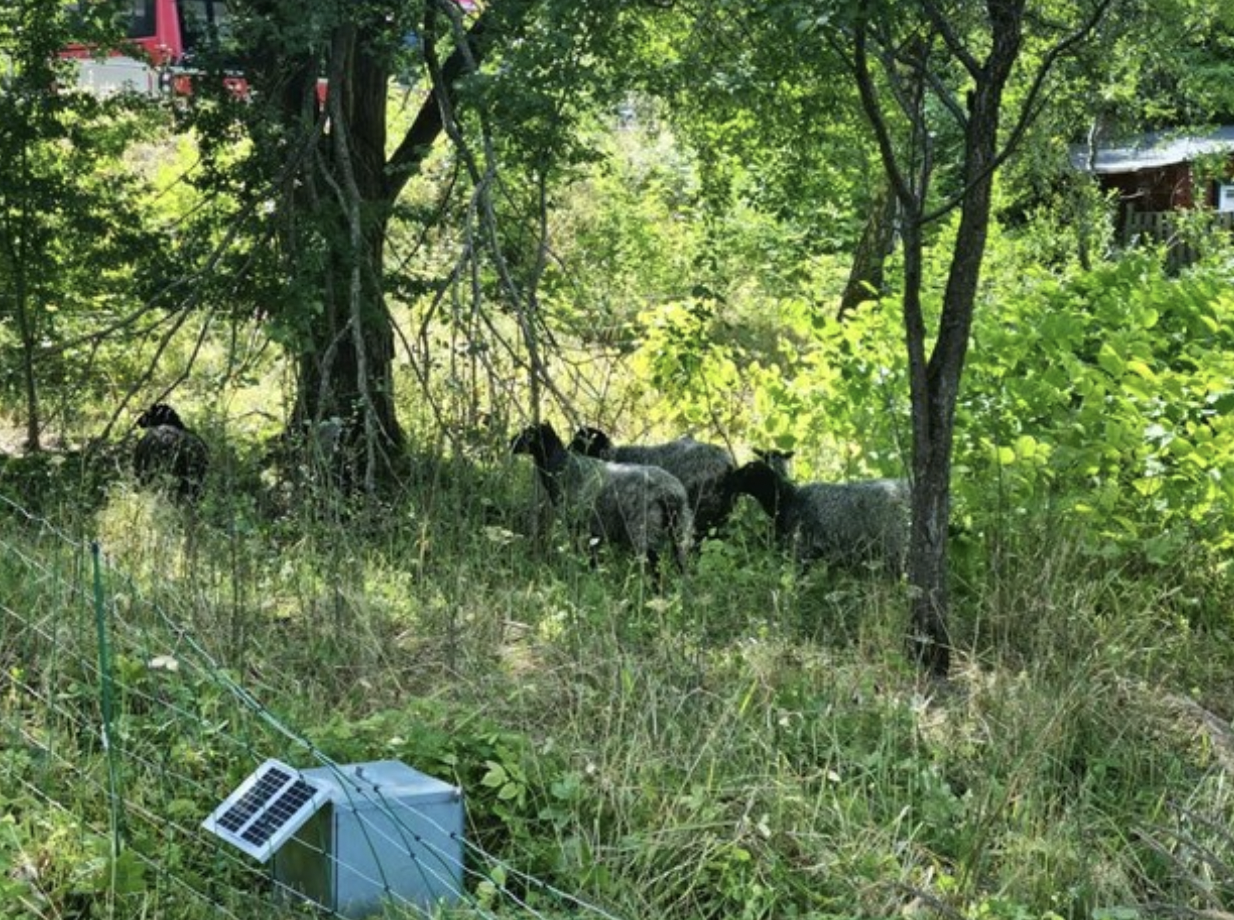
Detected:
[754,448,795,461]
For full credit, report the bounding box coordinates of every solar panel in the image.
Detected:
[201,759,330,862]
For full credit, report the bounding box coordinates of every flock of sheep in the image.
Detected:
[513,421,910,577]
[131,403,911,577]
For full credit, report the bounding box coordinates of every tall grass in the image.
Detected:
[2,442,1233,920]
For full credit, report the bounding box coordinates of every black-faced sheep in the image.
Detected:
[726,459,909,574]
[134,403,209,502]
[753,447,795,480]
[512,422,694,574]
[569,426,736,538]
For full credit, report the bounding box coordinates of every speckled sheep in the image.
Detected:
[134,403,209,502]
[512,422,694,573]
[569,427,736,538]
[726,459,909,573]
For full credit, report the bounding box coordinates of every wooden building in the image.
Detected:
[1074,126,1234,265]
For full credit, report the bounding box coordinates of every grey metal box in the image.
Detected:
[272,760,465,918]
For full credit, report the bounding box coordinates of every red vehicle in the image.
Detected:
[62,0,478,97]
[61,0,238,96]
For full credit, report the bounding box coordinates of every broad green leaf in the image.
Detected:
[1097,343,1125,378]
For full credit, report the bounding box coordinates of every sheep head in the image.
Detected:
[137,403,187,430]
[569,426,614,457]
[510,422,566,467]
[727,460,793,519]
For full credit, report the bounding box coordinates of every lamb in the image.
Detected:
[726,459,909,574]
[568,426,736,538]
[134,403,209,502]
[512,422,694,574]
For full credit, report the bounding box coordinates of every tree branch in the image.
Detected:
[921,0,1115,225]
[384,5,508,202]
[919,0,980,76]
[850,5,917,212]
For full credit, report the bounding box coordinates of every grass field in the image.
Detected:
[2,424,1233,920]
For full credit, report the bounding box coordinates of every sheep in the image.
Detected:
[568,426,736,538]
[753,447,795,480]
[134,403,209,502]
[726,459,909,574]
[511,422,694,574]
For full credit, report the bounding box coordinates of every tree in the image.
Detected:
[846,0,1113,675]
[635,2,886,314]
[194,0,651,490]
[837,182,896,321]
[205,1,509,489]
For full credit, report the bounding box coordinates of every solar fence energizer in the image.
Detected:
[203,758,465,917]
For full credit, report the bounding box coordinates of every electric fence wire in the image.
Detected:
[0,489,627,920]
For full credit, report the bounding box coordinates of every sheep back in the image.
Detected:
[514,423,694,570]
[786,478,909,572]
[586,459,694,566]
[134,404,209,501]
[571,428,735,536]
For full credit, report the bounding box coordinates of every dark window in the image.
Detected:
[177,0,231,54]
[124,0,157,39]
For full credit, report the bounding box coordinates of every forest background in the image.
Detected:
[3,0,1234,918]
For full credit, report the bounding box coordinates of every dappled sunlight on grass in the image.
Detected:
[6,450,1234,919]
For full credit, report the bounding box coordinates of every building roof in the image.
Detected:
[1072,126,1234,174]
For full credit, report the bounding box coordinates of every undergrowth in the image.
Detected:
[1,445,1233,920]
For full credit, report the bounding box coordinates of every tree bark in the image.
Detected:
[852,0,1047,677]
[285,21,404,489]
[899,213,953,676]
[248,4,508,489]
[905,17,1019,678]
[838,182,897,322]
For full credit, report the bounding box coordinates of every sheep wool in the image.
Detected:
[134,403,209,502]
[728,459,909,573]
[512,422,694,573]
[570,427,736,538]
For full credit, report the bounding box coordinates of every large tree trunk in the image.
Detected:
[245,4,506,491]
[285,23,405,490]
[291,280,405,488]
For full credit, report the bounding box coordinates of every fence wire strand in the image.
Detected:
[0,489,625,920]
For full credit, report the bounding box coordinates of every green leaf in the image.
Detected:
[480,762,508,788]
[1097,342,1125,378]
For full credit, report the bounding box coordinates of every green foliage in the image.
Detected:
[543,108,704,344]
[4,403,1234,920]
[0,1,169,439]
[625,289,906,477]
[1105,0,1234,126]
[958,248,1234,570]
[619,205,1234,581]
[6,3,1234,919]
[635,0,875,247]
